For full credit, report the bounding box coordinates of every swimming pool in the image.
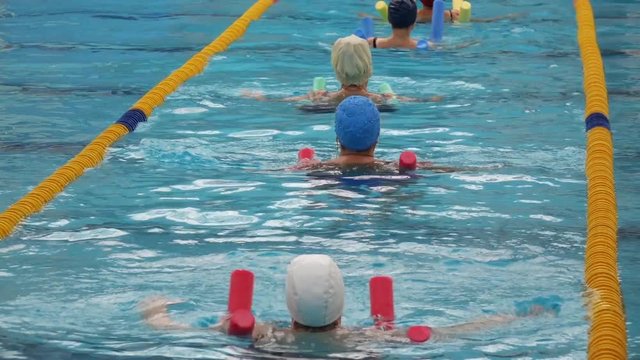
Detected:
[1,0,638,358]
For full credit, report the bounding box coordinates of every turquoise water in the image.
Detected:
[1,0,639,358]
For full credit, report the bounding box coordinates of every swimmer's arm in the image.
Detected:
[139,296,274,340]
[431,314,519,339]
[241,90,323,102]
[364,315,516,343]
[374,314,523,342]
[448,9,460,22]
[393,94,443,102]
[287,159,323,171]
[427,300,561,340]
[415,161,459,173]
[139,296,192,330]
[417,8,432,23]
[138,297,238,332]
[371,92,435,104]
[281,94,311,101]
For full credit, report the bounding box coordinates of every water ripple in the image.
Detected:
[32,228,128,242]
[453,173,560,186]
[164,179,265,192]
[129,208,259,226]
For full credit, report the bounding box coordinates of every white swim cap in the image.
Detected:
[331,35,373,87]
[286,254,345,327]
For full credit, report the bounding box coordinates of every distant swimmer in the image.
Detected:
[364,0,522,26]
[140,254,562,350]
[417,0,459,23]
[242,35,440,107]
[366,0,479,50]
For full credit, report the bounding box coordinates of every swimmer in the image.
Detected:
[417,0,459,24]
[363,0,520,26]
[140,254,561,348]
[417,0,522,23]
[367,0,425,50]
[294,95,458,172]
[243,35,440,105]
[368,0,463,50]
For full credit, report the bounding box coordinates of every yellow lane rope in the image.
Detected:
[0,0,277,240]
[574,0,627,358]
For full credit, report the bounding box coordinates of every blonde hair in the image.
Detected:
[331,35,373,87]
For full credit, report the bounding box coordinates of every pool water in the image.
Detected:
[1,0,639,358]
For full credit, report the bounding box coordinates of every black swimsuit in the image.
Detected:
[372,37,378,48]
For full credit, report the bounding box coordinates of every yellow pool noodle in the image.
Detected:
[459,1,471,22]
[452,0,463,11]
[376,1,388,22]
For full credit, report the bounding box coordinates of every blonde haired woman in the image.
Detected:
[316,34,386,104]
[244,35,422,106]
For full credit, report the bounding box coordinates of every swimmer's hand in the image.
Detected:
[515,295,562,317]
[308,90,330,102]
[241,89,268,101]
[241,90,311,102]
[139,296,189,330]
[289,158,322,171]
[415,161,459,173]
[389,95,443,103]
[450,9,460,22]
[215,315,274,342]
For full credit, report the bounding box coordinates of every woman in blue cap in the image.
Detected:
[326,95,382,166]
[296,96,456,171]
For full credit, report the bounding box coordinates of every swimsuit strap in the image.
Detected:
[373,37,378,48]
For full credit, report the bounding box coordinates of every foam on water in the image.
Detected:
[32,228,129,241]
[171,107,209,115]
[130,208,259,226]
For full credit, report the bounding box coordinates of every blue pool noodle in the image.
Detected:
[355,17,375,39]
[430,0,445,42]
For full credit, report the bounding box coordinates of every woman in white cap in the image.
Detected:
[139,254,348,341]
[141,253,560,347]
[243,35,386,104]
[243,35,433,105]
[285,254,345,331]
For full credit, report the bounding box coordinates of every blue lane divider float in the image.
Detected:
[115,108,148,132]
[585,112,611,132]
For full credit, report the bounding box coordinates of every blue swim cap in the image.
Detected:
[335,96,380,152]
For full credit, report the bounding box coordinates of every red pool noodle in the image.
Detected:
[407,325,432,342]
[298,147,315,161]
[227,269,255,336]
[399,151,417,171]
[369,276,395,329]
[227,309,255,336]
